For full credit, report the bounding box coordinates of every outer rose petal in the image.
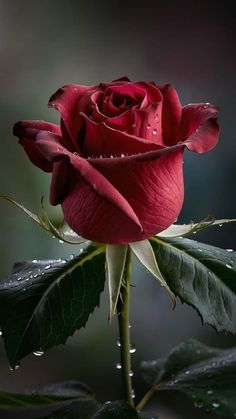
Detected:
[34,131,143,236]
[72,147,184,243]
[13,120,61,172]
[179,104,220,152]
[48,84,96,146]
[157,84,182,146]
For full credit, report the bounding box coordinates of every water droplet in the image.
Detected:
[110,154,114,158]
[147,124,151,130]
[105,401,111,405]
[131,123,136,128]
[44,265,51,270]
[99,154,103,159]
[207,389,214,395]
[154,115,159,122]
[152,128,157,135]
[129,324,131,329]
[17,276,22,281]
[193,231,197,234]
[219,224,223,227]
[14,364,20,370]
[226,264,233,269]
[185,370,190,375]
[131,389,136,399]
[129,344,136,354]
[194,399,204,408]
[68,254,75,260]
[32,260,38,264]
[227,249,233,252]
[121,153,125,158]
[212,400,220,408]
[73,152,78,156]
[0,330,2,336]
[33,350,44,357]
[116,339,121,347]
[33,274,38,278]
[116,363,122,370]
[59,240,64,244]
[129,370,134,377]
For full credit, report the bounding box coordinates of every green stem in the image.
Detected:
[136,385,158,411]
[117,247,134,407]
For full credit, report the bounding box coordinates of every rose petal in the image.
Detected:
[35,131,143,236]
[13,120,61,172]
[135,81,163,105]
[48,84,95,146]
[89,148,184,242]
[179,103,220,152]
[157,84,182,146]
[81,115,162,157]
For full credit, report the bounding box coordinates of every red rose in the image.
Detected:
[13,77,219,244]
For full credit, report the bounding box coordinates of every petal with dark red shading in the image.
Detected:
[13,120,61,172]
[35,131,143,236]
[48,84,95,146]
[88,148,184,243]
[81,115,162,157]
[157,84,182,146]
[179,104,219,153]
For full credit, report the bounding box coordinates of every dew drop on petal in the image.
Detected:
[121,153,125,158]
[147,124,151,130]
[152,128,157,135]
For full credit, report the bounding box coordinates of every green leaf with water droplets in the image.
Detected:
[141,339,236,418]
[0,380,94,409]
[150,236,236,333]
[0,243,106,367]
[92,401,139,418]
[38,400,99,419]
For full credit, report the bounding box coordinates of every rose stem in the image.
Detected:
[117,247,134,407]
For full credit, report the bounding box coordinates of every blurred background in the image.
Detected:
[0,0,236,417]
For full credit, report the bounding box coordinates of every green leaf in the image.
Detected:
[150,236,236,333]
[106,245,128,321]
[130,240,175,303]
[38,400,99,419]
[92,401,139,418]
[158,218,236,238]
[141,339,236,418]
[0,195,86,244]
[0,380,92,408]
[0,244,106,367]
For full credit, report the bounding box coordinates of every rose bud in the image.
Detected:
[13,77,219,244]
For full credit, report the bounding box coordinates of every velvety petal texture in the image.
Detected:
[13,77,220,244]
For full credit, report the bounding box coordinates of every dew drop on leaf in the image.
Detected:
[116,362,122,370]
[212,400,220,408]
[194,399,204,408]
[207,389,214,395]
[33,350,44,357]
[227,249,233,252]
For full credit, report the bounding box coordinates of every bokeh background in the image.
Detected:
[0,0,236,418]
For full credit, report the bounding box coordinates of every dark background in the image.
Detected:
[0,0,236,418]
